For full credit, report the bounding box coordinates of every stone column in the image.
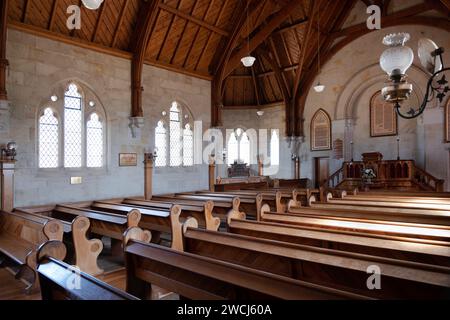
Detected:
[0,160,15,212]
[144,153,155,200]
[294,157,300,180]
[208,155,216,192]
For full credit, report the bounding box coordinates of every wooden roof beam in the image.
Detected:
[92,1,106,42]
[131,0,161,118]
[48,0,59,31]
[223,0,303,79]
[158,3,229,37]
[111,0,129,48]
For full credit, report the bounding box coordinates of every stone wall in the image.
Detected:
[1,29,211,207]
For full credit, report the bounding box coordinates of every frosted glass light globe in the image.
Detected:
[380,33,414,76]
[81,0,104,10]
[241,56,256,67]
[314,83,325,93]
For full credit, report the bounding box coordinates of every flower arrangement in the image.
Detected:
[362,168,376,180]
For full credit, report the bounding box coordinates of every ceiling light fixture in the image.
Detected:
[81,0,104,10]
[379,33,449,119]
[256,110,264,117]
[241,0,255,68]
[313,6,325,93]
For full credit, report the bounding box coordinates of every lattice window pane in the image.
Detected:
[86,113,103,168]
[169,102,182,167]
[155,121,167,167]
[227,132,239,165]
[64,83,82,168]
[239,132,250,165]
[183,123,194,166]
[270,130,279,166]
[39,108,59,168]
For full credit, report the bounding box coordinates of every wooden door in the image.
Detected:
[314,157,329,188]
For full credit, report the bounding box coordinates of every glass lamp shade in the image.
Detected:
[314,82,325,93]
[380,33,414,77]
[241,56,256,67]
[256,110,264,117]
[81,0,104,10]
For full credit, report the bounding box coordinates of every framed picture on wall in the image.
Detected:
[370,91,398,137]
[119,153,137,166]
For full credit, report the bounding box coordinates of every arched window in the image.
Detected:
[227,128,252,165]
[311,109,332,151]
[39,108,59,168]
[154,101,194,167]
[270,130,279,166]
[38,81,106,169]
[64,83,83,168]
[86,113,103,168]
[155,121,167,167]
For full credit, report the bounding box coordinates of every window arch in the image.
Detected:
[311,109,332,151]
[38,81,106,169]
[154,101,194,167]
[227,128,252,165]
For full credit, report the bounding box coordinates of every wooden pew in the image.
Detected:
[122,227,368,300]
[38,256,137,300]
[360,190,450,198]
[214,181,268,192]
[343,194,450,204]
[158,194,259,219]
[226,213,450,267]
[90,200,220,232]
[178,220,450,299]
[324,197,450,211]
[151,195,242,221]
[288,205,450,227]
[0,210,66,292]
[194,190,299,214]
[14,207,123,276]
[258,206,450,242]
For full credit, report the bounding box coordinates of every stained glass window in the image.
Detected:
[169,102,182,167]
[155,121,167,167]
[270,130,279,166]
[86,113,103,168]
[39,108,59,168]
[227,132,239,165]
[183,123,194,166]
[64,83,82,168]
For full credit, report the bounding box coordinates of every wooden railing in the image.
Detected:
[321,159,445,192]
[412,165,445,192]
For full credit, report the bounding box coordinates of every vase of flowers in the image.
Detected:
[361,168,376,184]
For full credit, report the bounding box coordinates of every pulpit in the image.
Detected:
[227,162,250,178]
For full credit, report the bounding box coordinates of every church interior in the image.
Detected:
[0,0,450,301]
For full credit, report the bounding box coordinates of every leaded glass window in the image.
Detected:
[155,101,193,167]
[169,102,182,167]
[86,113,103,168]
[64,83,83,168]
[155,121,167,167]
[239,132,250,165]
[39,108,59,168]
[38,81,106,169]
[183,123,194,166]
[227,132,239,165]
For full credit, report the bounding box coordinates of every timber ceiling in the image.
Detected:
[6,0,450,135]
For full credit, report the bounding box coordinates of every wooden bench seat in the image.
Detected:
[91,200,220,232]
[325,198,450,211]
[180,224,450,299]
[227,215,450,267]
[343,194,450,204]
[258,208,450,242]
[123,230,368,300]
[38,256,137,300]
[0,210,65,293]
[288,205,450,226]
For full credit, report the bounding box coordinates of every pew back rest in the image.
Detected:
[38,257,137,300]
